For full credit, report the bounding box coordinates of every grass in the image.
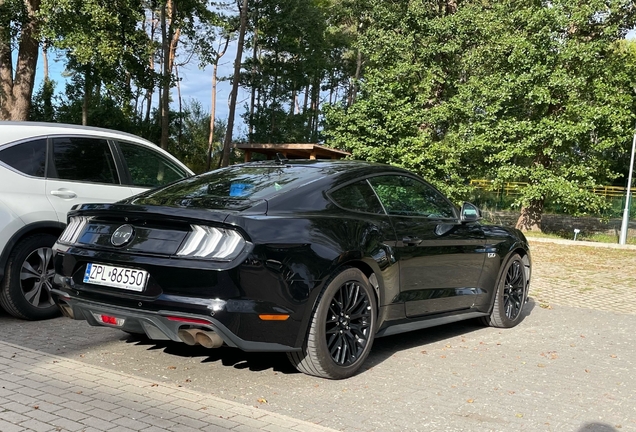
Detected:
[523,230,636,245]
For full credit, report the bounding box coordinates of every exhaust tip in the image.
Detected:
[178,328,224,348]
[178,329,198,345]
[195,330,224,349]
[58,303,75,319]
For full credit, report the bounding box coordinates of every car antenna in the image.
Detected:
[274,153,288,165]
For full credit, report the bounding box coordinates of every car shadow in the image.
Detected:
[366,298,536,370]
[124,334,299,374]
[123,299,536,376]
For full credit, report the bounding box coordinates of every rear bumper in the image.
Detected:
[52,289,299,352]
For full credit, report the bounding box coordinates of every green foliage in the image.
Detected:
[242,0,356,143]
[0,0,28,41]
[170,100,228,174]
[29,79,56,122]
[324,0,636,217]
[12,0,636,219]
[54,74,139,133]
[39,0,155,103]
[448,1,636,216]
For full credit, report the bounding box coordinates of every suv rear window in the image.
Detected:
[51,137,119,184]
[131,164,323,210]
[118,141,187,187]
[0,139,47,177]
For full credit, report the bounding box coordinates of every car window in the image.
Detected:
[0,139,47,177]
[131,164,325,210]
[368,175,455,218]
[330,181,384,214]
[51,137,119,184]
[118,141,187,188]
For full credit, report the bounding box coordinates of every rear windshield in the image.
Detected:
[129,164,323,210]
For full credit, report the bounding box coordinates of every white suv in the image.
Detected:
[0,122,194,320]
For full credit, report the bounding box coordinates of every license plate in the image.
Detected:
[83,263,148,292]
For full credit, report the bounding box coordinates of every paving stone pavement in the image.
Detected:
[0,340,338,432]
[0,237,635,432]
[527,238,636,315]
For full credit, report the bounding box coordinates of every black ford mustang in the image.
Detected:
[52,160,531,379]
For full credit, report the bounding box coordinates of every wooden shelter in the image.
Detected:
[232,143,350,162]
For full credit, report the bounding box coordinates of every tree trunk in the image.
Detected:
[270,47,278,142]
[249,15,258,143]
[160,1,169,149]
[290,89,296,115]
[515,198,545,232]
[160,0,180,151]
[328,70,334,105]
[206,62,219,172]
[310,76,320,142]
[144,8,156,128]
[175,64,182,149]
[220,0,248,168]
[42,43,49,81]
[0,17,13,119]
[0,0,41,121]
[303,84,309,137]
[347,49,362,107]
[206,36,229,172]
[82,68,91,126]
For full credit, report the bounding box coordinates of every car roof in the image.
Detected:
[0,121,194,175]
[238,159,412,183]
[0,121,157,147]
[241,158,406,174]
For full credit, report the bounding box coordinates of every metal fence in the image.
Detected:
[470,180,636,199]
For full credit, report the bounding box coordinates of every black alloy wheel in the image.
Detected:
[503,259,525,321]
[0,234,60,320]
[325,280,373,366]
[481,253,528,328]
[287,267,377,379]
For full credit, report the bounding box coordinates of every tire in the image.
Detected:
[287,267,377,379]
[0,234,61,320]
[481,253,528,328]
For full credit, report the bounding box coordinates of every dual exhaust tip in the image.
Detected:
[178,328,224,348]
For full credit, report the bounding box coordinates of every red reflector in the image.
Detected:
[101,315,117,325]
[166,316,210,325]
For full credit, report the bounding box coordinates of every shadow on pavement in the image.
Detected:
[124,334,299,375]
[122,299,537,375]
[365,298,536,369]
[578,423,618,432]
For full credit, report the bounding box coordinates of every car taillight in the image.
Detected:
[176,225,246,261]
[58,216,90,244]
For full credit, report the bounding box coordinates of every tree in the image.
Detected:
[220,0,247,167]
[241,0,355,144]
[39,0,154,126]
[325,0,636,231]
[0,0,41,120]
[28,77,55,121]
[325,0,475,199]
[171,100,227,173]
[447,0,636,230]
[189,1,234,170]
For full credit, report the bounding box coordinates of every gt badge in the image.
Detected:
[111,224,135,247]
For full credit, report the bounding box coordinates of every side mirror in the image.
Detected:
[460,202,482,222]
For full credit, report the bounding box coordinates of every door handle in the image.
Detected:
[403,236,423,245]
[50,189,77,199]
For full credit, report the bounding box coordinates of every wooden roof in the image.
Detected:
[231,143,350,162]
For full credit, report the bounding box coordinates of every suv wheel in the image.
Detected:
[0,234,60,320]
